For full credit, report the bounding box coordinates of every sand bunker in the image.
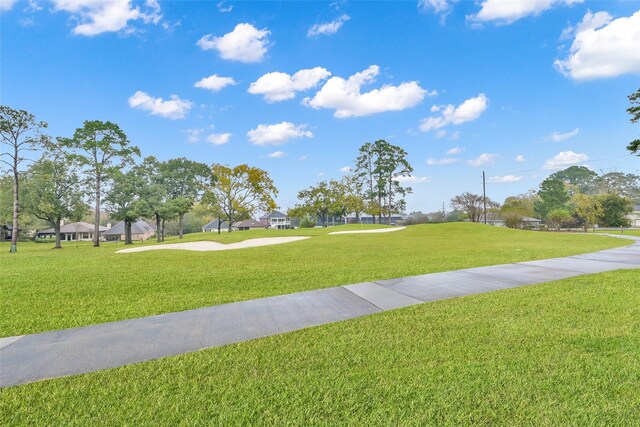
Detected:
[329,227,406,235]
[117,237,310,253]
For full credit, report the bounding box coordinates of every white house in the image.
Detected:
[259,211,291,229]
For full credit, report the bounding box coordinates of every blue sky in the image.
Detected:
[2,0,639,213]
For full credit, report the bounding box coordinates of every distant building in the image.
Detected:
[202,219,230,232]
[0,224,19,242]
[260,211,292,229]
[102,220,155,241]
[36,222,107,242]
[627,205,640,227]
[232,219,268,231]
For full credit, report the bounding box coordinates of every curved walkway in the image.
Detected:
[1,234,638,388]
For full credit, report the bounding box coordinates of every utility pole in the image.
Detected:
[482,171,487,224]
[442,202,446,222]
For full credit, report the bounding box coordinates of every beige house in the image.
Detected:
[627,205,640,227]
[36,222,107,242]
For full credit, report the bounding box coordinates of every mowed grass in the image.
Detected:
[2,269,638,425]
[0,223,631,336]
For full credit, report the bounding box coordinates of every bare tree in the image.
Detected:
[451,192,499,223]
[0,106,48,253]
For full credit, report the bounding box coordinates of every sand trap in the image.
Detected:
[117,237,310,253]
[329,227,406,235]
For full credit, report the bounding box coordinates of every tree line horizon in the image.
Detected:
[1,88,638,251]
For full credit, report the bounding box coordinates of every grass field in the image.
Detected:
[2,269,638,425]
[0,223,631,336]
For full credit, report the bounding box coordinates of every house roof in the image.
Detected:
[232,219,267,228]
[260,210,287,219]
[102,220,154,235]
[202,219,229,230]
[38,222,107,234]
[522,217,542,222]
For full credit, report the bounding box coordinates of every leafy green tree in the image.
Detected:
[597,193,633,227]
[137,156,171,242]
[0,106,49,252]
[105,167,148,245]
[59,120,140,247]
[355,140,413,224]
[343,176,367,223]
[158,158,210,239]
[23,148,87,248]
[627,88,639,155]
[547,208,572,231]
[571,193,604,232]
[549,166,598,195]
[204,164,277,232]
[295,180,333,226]
[534,178,570,219]
[500,195,535,229]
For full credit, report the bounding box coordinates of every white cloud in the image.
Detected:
[194,74,237,92]
[128,91,192,119]
[516,154,526,162]
[303,65,429,118]
[197,23,270,63]
[469,0,583,25]
[207,132,232,145]
[216,1,232,13]
[547,128,579,142]
[468,153,497,167]
[297,155,308,161]
[396,175,430,184]
[450,130,460,140]
[543,151,588,170]
[183,128,203,143]
[487,175,523,183]
[247,122,313,146]
[554,10,640,80]
[249,67,331,102]
[435,130,447,139]
[0,0,17,12]
[339,166,352,172]
[447,146,464,155]
[420,94,488,132]
[52,0,162,36]
[267,150,285,159]
[426,157,458,165]
[418,0,456,15]
[308,14,350,37]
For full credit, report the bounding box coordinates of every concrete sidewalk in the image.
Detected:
[1,234,638,388]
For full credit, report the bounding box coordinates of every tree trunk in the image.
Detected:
[93,175,101,247]
[53,219,62,249]
[217,215,221,234]
[227,214,233,232]
[10,157,18,253]
[178,213,184,239]
[161,219,165,241]
[125,220,133,245]
[156,214,162,243]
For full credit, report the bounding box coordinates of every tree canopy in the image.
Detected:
[59,120,140,247]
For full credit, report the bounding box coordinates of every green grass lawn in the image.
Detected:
[0,223,631,336]
[2,269,638,425]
